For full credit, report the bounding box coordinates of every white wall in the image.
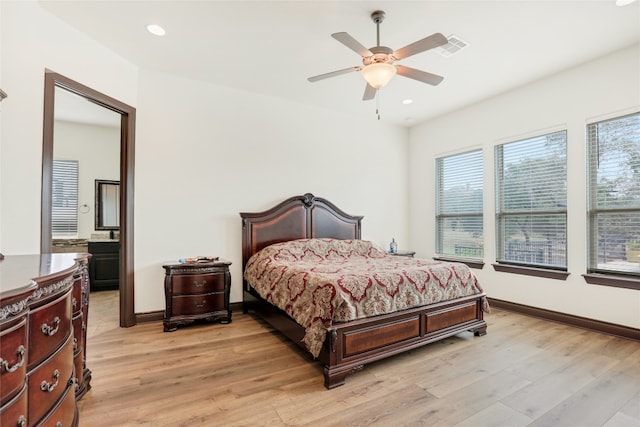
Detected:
[134,69,409,311]
[0,1,138,254]
[54,120,120,239]
[409,44,640,328]
[0,2,410,313]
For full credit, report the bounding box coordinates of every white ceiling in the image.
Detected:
[42,0,640,127]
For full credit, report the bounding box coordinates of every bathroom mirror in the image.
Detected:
[95,179,120,230]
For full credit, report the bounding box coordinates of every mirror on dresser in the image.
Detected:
[41,71,137,327]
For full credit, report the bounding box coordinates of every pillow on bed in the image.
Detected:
[256,238,388,262]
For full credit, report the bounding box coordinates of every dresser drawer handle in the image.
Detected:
[194,300,207,308]
[56,422,63,427]
[17,415,26,427]
[0,345,25,373]
[72,297,78,309]
[41,316,61,336]
[40,369,60,392]
[193,279,207,288]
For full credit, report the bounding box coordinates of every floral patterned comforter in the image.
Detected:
[244,238,485,357]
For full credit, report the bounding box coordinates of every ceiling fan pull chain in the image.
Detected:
[376,90,381,120]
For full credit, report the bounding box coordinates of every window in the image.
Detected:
[436,149,484,259]
[52,159,79,237]
[587,112,640,277]
[495,131,567,269]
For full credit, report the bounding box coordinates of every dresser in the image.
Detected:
[0,254,91,427]
[163,260,231,332]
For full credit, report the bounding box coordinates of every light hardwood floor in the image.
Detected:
[78,291,640,427]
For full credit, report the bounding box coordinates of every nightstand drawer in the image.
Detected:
[171,293,225,316]
[171,273,226,294]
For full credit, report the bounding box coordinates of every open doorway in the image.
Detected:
[41,70,136,327]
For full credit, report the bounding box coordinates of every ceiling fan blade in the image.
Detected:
[393,33,448,60]
[362,84,376,101]
[332,32,373,57]
[308,66,361,82]
[396,65,444,86]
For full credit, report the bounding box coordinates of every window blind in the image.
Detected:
[52,159,79,236]
[436,149,484,259]
[587,112,640,276]
[495,131,567,269]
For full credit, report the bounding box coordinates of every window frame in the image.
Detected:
[51,159,79,238]
[435,148,484,267]
[493,130,569,277]
[585,111,640,289]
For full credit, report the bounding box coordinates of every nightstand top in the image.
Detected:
[388,251,416,257]
[163,259,232,269]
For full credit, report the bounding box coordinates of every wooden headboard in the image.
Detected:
[240,193,363,282]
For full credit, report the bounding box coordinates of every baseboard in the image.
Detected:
[135,310,163,324]
[488,298,640,342]
[134,303,245,325]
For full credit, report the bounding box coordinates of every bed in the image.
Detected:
[240,193,487,389]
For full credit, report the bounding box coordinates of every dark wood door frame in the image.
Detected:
[41,70,136,327]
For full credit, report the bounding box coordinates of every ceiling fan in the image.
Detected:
[308,10,448,101]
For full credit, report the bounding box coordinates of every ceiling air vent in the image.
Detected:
[438,34,469,57]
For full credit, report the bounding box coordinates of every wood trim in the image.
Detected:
[41,70,136,328]
[492,263,570,280]
[583,273,640,290]
[135,304,244,325]
[488,298,640,341]
[135,311,164,324]
[433,257,485,270]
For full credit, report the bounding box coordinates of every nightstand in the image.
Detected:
[162,260,232,332]
[389,251,416,258]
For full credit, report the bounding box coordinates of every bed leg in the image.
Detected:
[471,325,487,336]
[323,364,364,389]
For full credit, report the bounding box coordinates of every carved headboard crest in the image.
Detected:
[302,192,315,207]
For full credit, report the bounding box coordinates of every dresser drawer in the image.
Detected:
[171,272,226,294]
[0,383,27,427]
[38,379,76,427]
[0,318,28,405]
[171,293,225,316]
[28,334,74,425]
[28,293,72,369]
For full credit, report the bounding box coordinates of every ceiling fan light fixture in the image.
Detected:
[361,63,396,89]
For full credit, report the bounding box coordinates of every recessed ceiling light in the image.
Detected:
[402,99,413,105]
[147,24,166,36]
[616,0,637,5]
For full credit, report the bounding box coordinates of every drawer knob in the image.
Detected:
[194,300,207,308]
[40,369,60,392]
[193,279,207,288]
[41,316,61,336]
[0,345,25,373]
[17,415,26,427]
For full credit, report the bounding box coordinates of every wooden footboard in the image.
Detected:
[244,289,487,389]
[320,293,486,388]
